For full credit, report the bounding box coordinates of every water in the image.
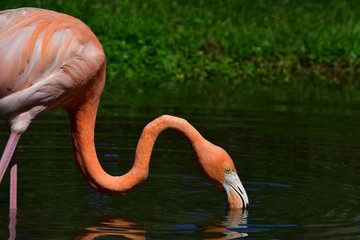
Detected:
[1,93,360,239]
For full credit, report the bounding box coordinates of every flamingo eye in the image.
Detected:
[224,166,232,174]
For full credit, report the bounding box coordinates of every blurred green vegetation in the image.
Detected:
[1,0,360,98]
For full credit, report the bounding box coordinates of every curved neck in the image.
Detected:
[69,106,205,196]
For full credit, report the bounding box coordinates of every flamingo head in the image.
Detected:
[195,140,249,209]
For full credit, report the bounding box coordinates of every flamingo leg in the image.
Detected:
[0,132,21,183]
[0,133,20,239]
[10,149,17,210]
[9,208,17,240]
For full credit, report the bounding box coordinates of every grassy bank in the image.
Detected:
[1,0,360,98]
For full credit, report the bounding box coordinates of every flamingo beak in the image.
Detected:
[223,172,249,209]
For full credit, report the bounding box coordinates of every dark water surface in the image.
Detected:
[1,93,360,239]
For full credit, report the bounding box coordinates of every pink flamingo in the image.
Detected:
[0,8,249,212]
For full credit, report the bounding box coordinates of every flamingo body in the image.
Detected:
[0,8,248,215]
[0,8,105,133]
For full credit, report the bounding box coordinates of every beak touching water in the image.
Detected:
[223,171,249,209]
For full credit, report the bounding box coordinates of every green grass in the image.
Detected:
[1,0,360,98]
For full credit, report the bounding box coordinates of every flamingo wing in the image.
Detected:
[0,8,105,121]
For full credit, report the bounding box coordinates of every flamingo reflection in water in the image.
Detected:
[75,210,248,240]
[74,216,146,240]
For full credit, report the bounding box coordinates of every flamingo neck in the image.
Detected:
[69,108,205,196]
